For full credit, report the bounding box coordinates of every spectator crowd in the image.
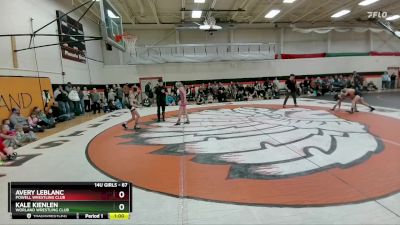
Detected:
[1,71,396,162]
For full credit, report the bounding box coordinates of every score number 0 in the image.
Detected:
[118,191,125,211]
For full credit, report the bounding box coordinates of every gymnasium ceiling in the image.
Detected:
[74,0,400,29]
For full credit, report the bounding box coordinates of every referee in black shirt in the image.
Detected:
[283,74,298,108]
[155,78,167,122]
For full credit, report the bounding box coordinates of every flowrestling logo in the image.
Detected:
[367,11,388,19]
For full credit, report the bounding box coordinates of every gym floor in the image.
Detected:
[1,95,400,225]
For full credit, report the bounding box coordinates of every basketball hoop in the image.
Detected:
[119,33,137,55]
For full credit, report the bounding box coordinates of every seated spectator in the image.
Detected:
[108,100,117,112]
[207,93,214,103]
[236,86,245,101]
[0,140,16,161]
[2,119,13,131]
[217,83,227,102]
[143,98,152,107]
[100,99,109,113]
[196,91,206,105]
[48,102,72,122]
[32,107,55,129]
[9,108,36,133]
[303,77,311,94]
[1,124,20,149]
[272,84,280,99]
[363,80,378,91]
[115,99,123,109]
[166,94,176,106]
[15,124,37,144]
[28,113,45,133]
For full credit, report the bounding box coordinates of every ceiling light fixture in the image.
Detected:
[331,10,351,18]
[265,9,281,18]
[386,15,400,21]
[283,0,296,3]
[192,10,202,18]
[194,0,206,3]
[358,0,380,6]
[107,10,119,19]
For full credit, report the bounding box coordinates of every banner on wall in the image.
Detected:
[0,76,53,120]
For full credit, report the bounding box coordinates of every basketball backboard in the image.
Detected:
[99,0,125,51]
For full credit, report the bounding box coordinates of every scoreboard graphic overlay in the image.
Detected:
[8,182,131,220]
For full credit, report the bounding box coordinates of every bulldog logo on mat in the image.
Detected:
[138,107,381,179]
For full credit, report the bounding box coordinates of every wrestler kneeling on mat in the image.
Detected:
[331,88,375,113]
[122,89,141,130]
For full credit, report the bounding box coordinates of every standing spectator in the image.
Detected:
[122,84,130,108]
[83,87,90,112]
[273,77,280,90]
[185,85,192,101]
[170,84,177,96]
[54,86,68,115]
[65,82,74,114]
[303,77,310,94]
[352,71,362,92]
[382,72,390,90]
[42,89,51,110]
[104,85,110,103]
[77,87,85,115]
[53,86,62,112]
[68,87,81,116]
[190,85,196,100]
[90,88,101,114]
[145,82,153,99]
[108,88,116,102]
[65,82,73,93]
[115,84,124,107]
[390,73,396,89]
[212,82,218,101]
[283,74,298,108]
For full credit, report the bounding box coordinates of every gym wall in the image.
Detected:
[0,0,104,85]
[100,56,399,84]
[0,76,53,119]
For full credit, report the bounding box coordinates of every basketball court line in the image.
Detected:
[381,138,400,147]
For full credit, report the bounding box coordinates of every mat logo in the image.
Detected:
[367,11,387,18]
[139,108,381,179]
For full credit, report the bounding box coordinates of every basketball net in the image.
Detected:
[116,33,137,56]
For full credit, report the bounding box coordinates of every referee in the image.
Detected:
[283,74,298,108]
[155,78,167,122]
